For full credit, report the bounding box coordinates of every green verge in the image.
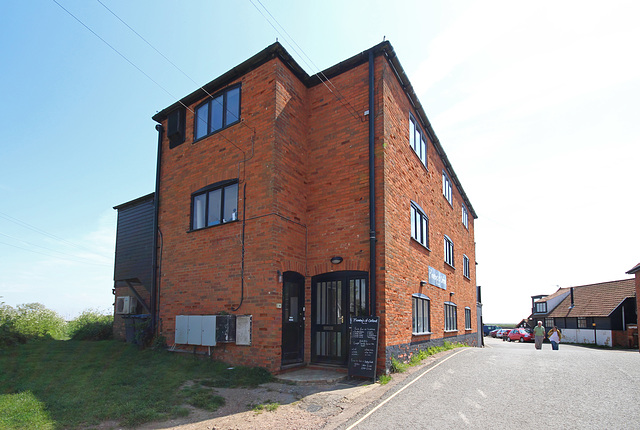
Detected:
[0,340,272,429]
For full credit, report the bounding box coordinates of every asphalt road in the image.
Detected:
[340,337,640,429]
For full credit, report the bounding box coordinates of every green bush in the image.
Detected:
[0,303,66,343]
[67,310,113,341]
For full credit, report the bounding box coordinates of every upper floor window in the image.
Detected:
[444,235,454,267]
[464,307,472,330]
[194,86,241,141]
[409,115,427,167]
[412,294,431,334]
[444,302,457,331]
[442,171,452,205]
[534,302,547,313]
[463,254,470,279]
[410,201,429,249]
[462,205,469,229]
[191,180,239,230]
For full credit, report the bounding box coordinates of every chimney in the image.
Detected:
[569,287,575,309]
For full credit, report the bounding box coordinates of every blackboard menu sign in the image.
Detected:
[348,316,379,381]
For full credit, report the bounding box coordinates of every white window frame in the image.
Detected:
[465,307,472,330]
[535,302,547,313]
[444,235,454,267]
[463,254,470,279]
[410,201,429,249]
[462,205,469,229]
[444,302,457,332]
[409,115,427,167]
[442,171,452,205]
[412,294,431,335]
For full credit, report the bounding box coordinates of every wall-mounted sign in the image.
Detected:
[429,267,447,290]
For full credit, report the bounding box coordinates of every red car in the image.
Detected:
[507,328,533,342]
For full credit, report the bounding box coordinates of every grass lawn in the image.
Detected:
[0,340,272,429]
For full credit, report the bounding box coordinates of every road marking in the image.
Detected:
[345,348,469,430]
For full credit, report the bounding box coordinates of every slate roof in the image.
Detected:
[547,279,636,318]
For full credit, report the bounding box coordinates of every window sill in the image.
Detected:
[412,331,432,336]
[410,237,430,251]
[188,219,239,233]
[444,330,458,333]
[445,261,455,270]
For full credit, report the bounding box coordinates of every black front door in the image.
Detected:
[281,272,305,365]
[311,271,368,365]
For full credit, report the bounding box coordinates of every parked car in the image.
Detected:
[496,329,510,340]
[483,325,500,336]
[489,328,501,338]
[507,328,534,342]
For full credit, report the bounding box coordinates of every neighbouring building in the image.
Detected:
[113,41,479,374]
[529,279,637,348]
[626,262,640,352]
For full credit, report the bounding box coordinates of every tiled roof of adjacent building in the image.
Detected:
[547,279,636,318]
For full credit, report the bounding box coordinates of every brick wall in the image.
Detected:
[378,57,477,367]
[153,47,477,373]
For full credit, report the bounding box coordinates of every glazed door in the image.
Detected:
[281,272,305,365]
[311,272,368,365]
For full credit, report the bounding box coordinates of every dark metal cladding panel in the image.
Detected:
[113,195,155,290]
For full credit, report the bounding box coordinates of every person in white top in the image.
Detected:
[548,326,562,350]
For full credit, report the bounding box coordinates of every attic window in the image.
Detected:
[194,85,241,141]
[535,302,547,313]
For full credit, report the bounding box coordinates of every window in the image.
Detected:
[535,302,547,313]
[444,302,457,331]
[578,317,587,328]
[409,115,427,167]
[465,307,472,330]
[462,205,468,229]
[442,171,452,205]
[410,202,429,248]
[463,254,470,279]
[545,318,554,328]
[412,294,430,334]
[444,235,454,267]
[191,180,239,230]
[194,86,241,140]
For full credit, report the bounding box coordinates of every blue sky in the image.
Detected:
[1,0,638,322]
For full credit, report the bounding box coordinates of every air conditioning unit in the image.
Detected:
[115,296,137,314]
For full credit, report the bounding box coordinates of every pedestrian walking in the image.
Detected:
[548,326,562,350]
[533,321,545,350]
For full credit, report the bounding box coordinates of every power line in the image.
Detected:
[94,0,254,134]
[0,231,110,266]
[0,211,104,256]
[249,0,364,122]
[0,239,111,267]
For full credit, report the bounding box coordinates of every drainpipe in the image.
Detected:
[151,124,163,334]
[368,50,377,317]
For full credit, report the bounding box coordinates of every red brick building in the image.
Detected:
[113,41,478,374]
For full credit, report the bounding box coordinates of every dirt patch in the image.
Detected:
[128,350,456,429]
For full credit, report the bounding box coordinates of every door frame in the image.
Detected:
[311,270,368,365]
[281,271,305,366]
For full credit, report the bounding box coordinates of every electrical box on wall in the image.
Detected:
[236,315,252,346]
[216,315,236,343]
[174,315,217,346]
